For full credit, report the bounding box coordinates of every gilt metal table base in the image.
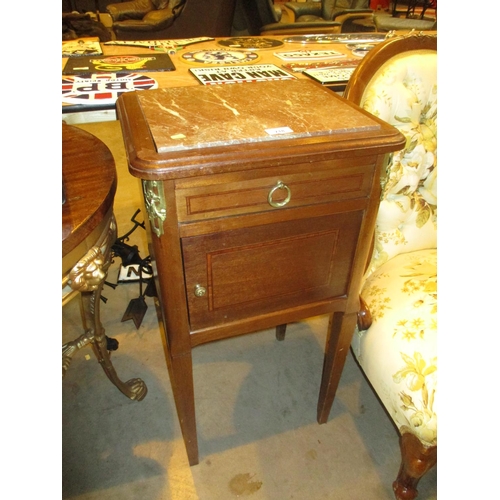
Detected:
[62,216,147,401]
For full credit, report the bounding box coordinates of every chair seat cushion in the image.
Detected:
[296,15,324,22]
[352,248,437,445]
[114,8,175,31]
[142,7,175,27]
[373,15,437,31]
[107,0,154,21]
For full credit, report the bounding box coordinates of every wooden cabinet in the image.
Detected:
[117,80,405,465]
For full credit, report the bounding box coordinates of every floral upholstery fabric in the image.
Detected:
[360,51,437,278]
[351,49,437,446]
[351,249,437,445]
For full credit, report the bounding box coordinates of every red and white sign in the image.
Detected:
[62,72,158,105]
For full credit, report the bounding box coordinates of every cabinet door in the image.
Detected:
[182,210,363,332]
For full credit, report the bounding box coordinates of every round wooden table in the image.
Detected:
[62,122,147,401]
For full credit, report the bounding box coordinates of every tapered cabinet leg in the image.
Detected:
[275,324,287,341]
[165,347,199,466]
[393,430,437,500]
[317,312,358,424]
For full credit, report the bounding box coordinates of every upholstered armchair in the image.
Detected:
[107,0,186,38]
[283,0,373,33]
[344,34,437,499]
[107,0,237,40]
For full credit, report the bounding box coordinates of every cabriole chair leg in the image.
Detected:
[393,430,437,500]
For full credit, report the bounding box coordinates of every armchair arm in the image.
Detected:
[357,296,372,331]
[107,0,154,22]
[272,4,282,22]
[330,8,373,20]
[332,9,373,31]
[283,2,322,22]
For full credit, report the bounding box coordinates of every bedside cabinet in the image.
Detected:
[116,80,405,465]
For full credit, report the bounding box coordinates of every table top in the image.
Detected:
[61,35,383,113]
[137,80,380,153]
[62,123,117,256]
[62,33,437,115]
[117,78,405,180]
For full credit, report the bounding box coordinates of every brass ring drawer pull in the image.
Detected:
[268,181,291,208]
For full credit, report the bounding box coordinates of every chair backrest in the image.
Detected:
[344,34,437,278]
[152,0,237,37]
[322,0,370,19]
[236,0,281,35]
[151,0,185,15]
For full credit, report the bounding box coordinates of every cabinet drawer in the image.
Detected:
[182,209,363,332]
[175,156,376,223]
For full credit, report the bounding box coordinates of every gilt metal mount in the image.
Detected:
[142,180,167,237]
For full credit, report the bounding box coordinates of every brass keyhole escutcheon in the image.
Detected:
[194,284,206,297]
[268,180,291,208]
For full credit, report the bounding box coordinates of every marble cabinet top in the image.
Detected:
[136,80,380,154]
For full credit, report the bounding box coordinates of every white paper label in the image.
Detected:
[265,127,293,136]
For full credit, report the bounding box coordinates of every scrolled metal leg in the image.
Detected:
[62,332,92,377]
[82,288,148,401]
[64,215,148,401]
